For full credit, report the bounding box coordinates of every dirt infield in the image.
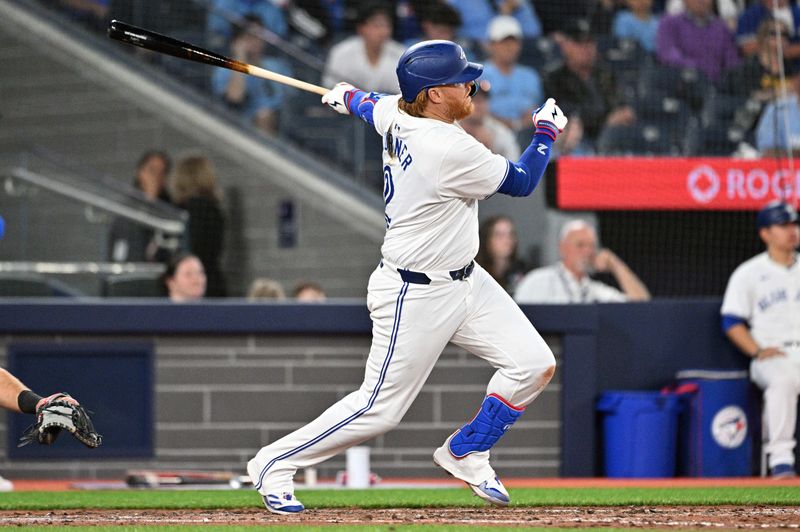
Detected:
[1,506,798,528]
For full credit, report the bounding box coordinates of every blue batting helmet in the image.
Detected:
[756,201,799,229]
[396,40,483,103]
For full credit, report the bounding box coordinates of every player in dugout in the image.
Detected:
[0,368,102,490]
[246,39,566,514]
[721,201,800,479]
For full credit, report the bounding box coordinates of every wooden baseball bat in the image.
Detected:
[107,20,329,96]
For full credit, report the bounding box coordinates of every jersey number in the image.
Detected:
[383,165,394,228]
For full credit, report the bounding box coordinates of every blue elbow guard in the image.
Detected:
[347,90,384,125]
[498,162,536,197]
[448,394,524,458]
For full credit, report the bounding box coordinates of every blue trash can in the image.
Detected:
[674,369,752,477]
[597,391,682,478]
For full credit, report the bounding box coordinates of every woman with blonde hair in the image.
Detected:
[171,154,227,297]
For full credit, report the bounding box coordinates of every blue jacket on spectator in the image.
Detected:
[480,62,543,125]
[446,0,541,43]
[736,3,800,48]
[612,10,660,53]
[208,0,288,40]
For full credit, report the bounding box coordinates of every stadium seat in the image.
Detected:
[604,38,650,100]
[518,37,562,73]
[597,122,677,156]
[279,90,357,171]
[102,273,163,297]
[638,63,710,111]
[0,274,83,297]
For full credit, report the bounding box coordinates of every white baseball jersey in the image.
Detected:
[372,95,509,271]
[721,251,800,469]
[721,252,800,352]
[514,263,627,304]
[248,94,555,498]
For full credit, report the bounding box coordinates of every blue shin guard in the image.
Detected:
[448,394,524,458]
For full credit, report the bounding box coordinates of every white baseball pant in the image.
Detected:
[751,347,800,468]
[248,261,555,494]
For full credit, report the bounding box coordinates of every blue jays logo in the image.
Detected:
[711,406,747,449]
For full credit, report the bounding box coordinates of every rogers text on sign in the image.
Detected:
[557,157,800,210]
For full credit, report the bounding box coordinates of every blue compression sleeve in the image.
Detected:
[721,314,747,333]
[345,89,387,126]
[497,131,554,197]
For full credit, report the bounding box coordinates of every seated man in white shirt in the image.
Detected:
[514,219,651,303]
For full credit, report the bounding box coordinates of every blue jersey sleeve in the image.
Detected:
[721,314,747,333]
[496,129,554,197]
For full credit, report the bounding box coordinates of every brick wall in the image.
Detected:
[0,333,561,481]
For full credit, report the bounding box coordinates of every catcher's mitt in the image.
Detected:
[18,393,102,449]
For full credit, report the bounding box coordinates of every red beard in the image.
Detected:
[447,97,474,122]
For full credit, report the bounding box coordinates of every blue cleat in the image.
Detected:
[262,492,305,515]
[433,437,510,507]
[771,463,796,479]
[468,476,510,506]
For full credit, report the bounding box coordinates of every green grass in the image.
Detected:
[1,486,799,510]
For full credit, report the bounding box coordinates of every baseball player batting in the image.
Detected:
[721,201,800,478]
[247,39,567,514]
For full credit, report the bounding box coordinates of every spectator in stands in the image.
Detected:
[248,278,287,300]
[0,367,97,491]
[613,0,661,53]
[514,219,650,303]
[479,16,544,132]
[161,252,207,302]
[475,215,527,294]
[656,0,740,83]
[736,0,800,60]
[755,73,800,157]
[170,155,227,298]
[446,0,541,45]
[460,89,521,159]
[720,201,800,478]
[720,19,795,101]
[207,0,288,49]
[108,150,172,263]
[212,14,293,135]
[321,2,405,93]
[293,281,327,301]
[545,18,636,153]
[665,0,742,31]
[404,2,462,47]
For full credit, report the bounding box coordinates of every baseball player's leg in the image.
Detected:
[452,265,555,405]
[751,356,800,469]
[248,267,465,498]
[433,265,555,503]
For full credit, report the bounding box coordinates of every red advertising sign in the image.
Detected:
[557,157,800,210]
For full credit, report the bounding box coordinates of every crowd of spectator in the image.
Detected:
[48,0,800,161]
